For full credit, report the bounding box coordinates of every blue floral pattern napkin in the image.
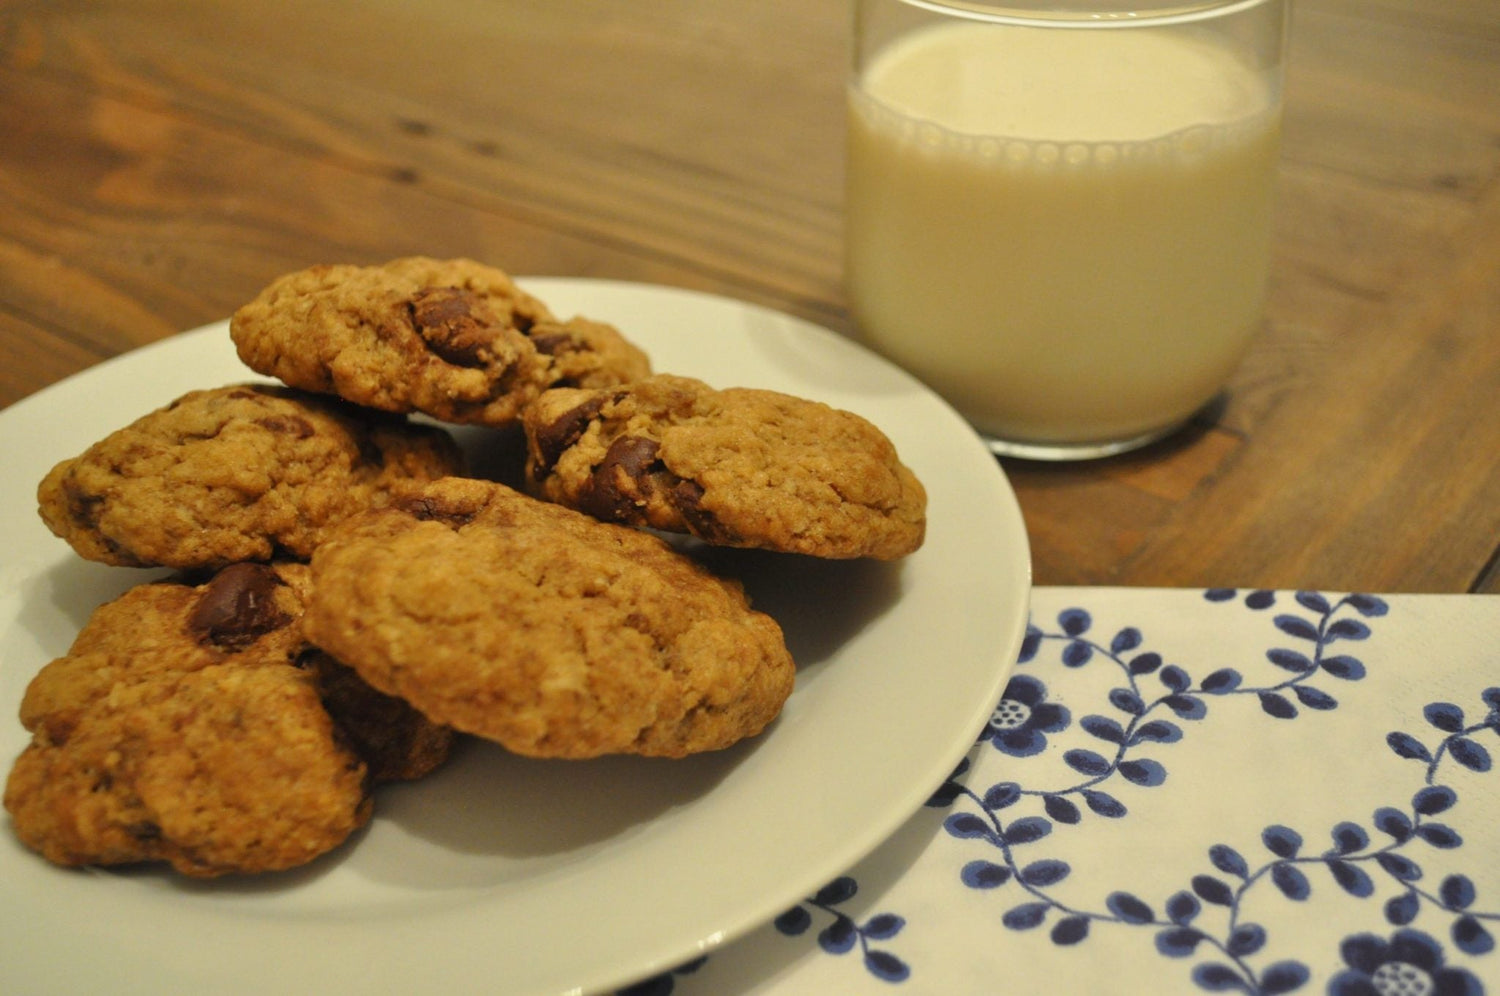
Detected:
[621,589,1499,996]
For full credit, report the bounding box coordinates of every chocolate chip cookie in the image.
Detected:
[522,374,927,560]
[4,563,452,877]
[302,477,795,759]
[37,383,464,570]
[229,257,651,425]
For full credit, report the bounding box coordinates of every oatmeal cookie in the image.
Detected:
[303,477,795,759]
[37,383,464,570]
[522,374,926,560]
[229,257,651,425]
[4,563,452,877]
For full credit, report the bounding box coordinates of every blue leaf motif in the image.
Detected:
[1050,916,1089,945]
[1166,890,1201,924]
[1200,668,1243,694]
[1376,852,1423,882]
[1043,794,1081,825]
[1259,691,1298,719]
[1262,825,1303,859]
[862,914,904,941]
[1083,789,1127,818]
[1018,626,1042,662]
[1019,859,1070,887]
[1058,608,1091,636]
[1271,864,1311,901]
[1267,648,1315,673]
[1386,731,1432,762]
[961,860,1011,889]
[1260,961,1311,995]
[1327,858,1375,897]
[814,877,858,905]
[1453,916,1495,956]
[1064,748,1113,777]
[1326,618,1371,641]
[1155,926,1204,957]
[1450,736,1492,772]
[1080,714,1126,744]
[1346,593,1389,616]
[944,813,996,842]
[1245,589,1276,609]
[1128,652,1163,675]
[1321,655,1367,680]
[1227,923,1267,956]
[1385,892,1420,925]
[1412,785,1457,815]
[818,918,857,954]
[1413,823,1462,849]
[1329,821,1369,855]
[1001,816,1052,846]
[1273,614,1320,641]
[1109,687,1146,716]
[1111,627,1143,653]
[983,782,1022,810]
[774,907,812,936]
[1439,874,1476,910]
[1165,694,1208,720]
[1209,844,1250,878]
[1192,962,1249,991]
[1106,892,1154,924]
[1131,719,1183,744]
[1062,640,1093,667]
[1293,685,1338,710]
[1192,875,1236,906]
[1002,902,1050,930]
[864,950,910,982]
[1295,591,1332,614]
[1205,588,1237,602]
[1373,807,1412,842]
[1424,702,1466,732]
[1160,665,1191,691]
[1118,758,1166,786]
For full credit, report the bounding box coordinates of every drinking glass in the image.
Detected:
[846,0,1289,459]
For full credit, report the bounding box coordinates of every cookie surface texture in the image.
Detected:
[303,477,795,759]
[523,374,927,559]
[5,564,367,877]
[229,256,651,424]
[36,383,464,570]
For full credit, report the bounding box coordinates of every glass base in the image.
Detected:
[981,419,1189,462]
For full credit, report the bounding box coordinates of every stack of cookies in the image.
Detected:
[5,257,927,878]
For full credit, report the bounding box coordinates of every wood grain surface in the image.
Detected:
[1,0,1496,592]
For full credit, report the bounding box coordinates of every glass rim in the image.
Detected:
[884,0,1275,27]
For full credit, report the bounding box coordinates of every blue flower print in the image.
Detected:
[983,675,1070,758]
[1329,928,1484,996]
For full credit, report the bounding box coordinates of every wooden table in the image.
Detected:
[2,0,1496,593]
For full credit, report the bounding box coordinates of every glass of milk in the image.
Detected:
[846,0,1289,460]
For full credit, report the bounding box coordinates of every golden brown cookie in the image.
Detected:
[37,383,464,570]
[229,257,651,425]
[522,374,927,560]
[4,563,453,877]
[302,477,795,759]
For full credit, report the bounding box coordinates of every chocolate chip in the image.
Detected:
[398,495,476,528]
[126,821,162,842]
[528,331,575,356]
[577,436,660,521]
[253,415,315,438]
[531,396,605,472]
[671,479,736,544]
[409,287,492,367]
[187,563,291,652]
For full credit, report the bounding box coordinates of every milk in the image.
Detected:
[846,21,1282,448]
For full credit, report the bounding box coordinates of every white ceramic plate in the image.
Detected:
[0,279,1030,995]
